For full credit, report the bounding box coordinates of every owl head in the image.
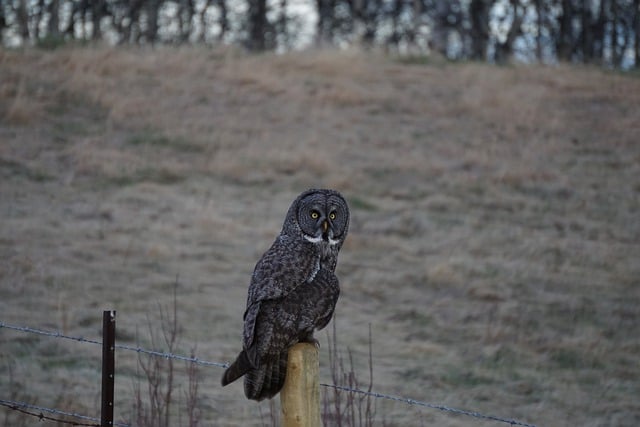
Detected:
[283,189,349,247]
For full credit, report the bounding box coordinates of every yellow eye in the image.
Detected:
[329,212,336,220]
[310,211,319,219]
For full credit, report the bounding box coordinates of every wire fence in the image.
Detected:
[0,398,119,427]
[0,321,229,369]
[0,320,537,427]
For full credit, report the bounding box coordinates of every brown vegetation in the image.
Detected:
[1,46,639,426]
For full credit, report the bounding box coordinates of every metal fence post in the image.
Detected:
[101,310,116,427]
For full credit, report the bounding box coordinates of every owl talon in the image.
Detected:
[299,332,321,349]
[301,337,320,349]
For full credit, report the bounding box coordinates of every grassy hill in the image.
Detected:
[1,46,639,426]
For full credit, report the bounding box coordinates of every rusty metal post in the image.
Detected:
[101,310,116,427]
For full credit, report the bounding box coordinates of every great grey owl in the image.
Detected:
[221,189,350,401]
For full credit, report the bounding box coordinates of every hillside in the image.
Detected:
[1,46,639,426]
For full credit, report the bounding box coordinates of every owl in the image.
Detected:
[221,189,350,401]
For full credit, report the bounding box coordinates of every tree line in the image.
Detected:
[1,0,639,68]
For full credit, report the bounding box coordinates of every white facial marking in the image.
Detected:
[304,235,323,244]
[304,235,340,245]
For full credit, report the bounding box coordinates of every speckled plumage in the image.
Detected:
[221,189,349,401]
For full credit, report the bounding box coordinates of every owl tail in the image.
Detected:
[221,350,252,387]
[243,351,289,401]
[221,349,289,401]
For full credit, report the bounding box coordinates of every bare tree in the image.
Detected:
[429,0,463,58]
[276,0,288,48]
[316,0,335,47]
[469,0,492,60]
[247,0,268,50]
[634,0,640,68]
[195,0,230,43]
[0,3,6,44]
[176,0,195,43]
[533,0,547,61]
[556,0,574,61]
[146,0,163,43]
[494,0,525,63]
[15,0,31,42]
[47,0,61,37]
[91,0,106,40]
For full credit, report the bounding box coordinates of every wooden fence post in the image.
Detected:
[101,310,116,427]
[280,343,320,427]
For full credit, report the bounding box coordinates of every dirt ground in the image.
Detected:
[1,46,639,427]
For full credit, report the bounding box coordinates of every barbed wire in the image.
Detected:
[320,384,537,427]
[0,321,103,345]
[0,321,229,368]
[115,342,229,368]
[1,320,536,426]
[0,398,130,427]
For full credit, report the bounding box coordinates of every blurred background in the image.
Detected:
[1,1,639,427]
[2,0,640,68]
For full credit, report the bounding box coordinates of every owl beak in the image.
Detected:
[322,220,329,233]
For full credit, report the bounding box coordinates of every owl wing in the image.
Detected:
[311,268,340,331]
[242,237,318,361]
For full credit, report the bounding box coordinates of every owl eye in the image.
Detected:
[310,211,319,219]
[329,212,336,220]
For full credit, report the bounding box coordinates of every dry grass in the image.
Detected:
[1,45,640,426]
